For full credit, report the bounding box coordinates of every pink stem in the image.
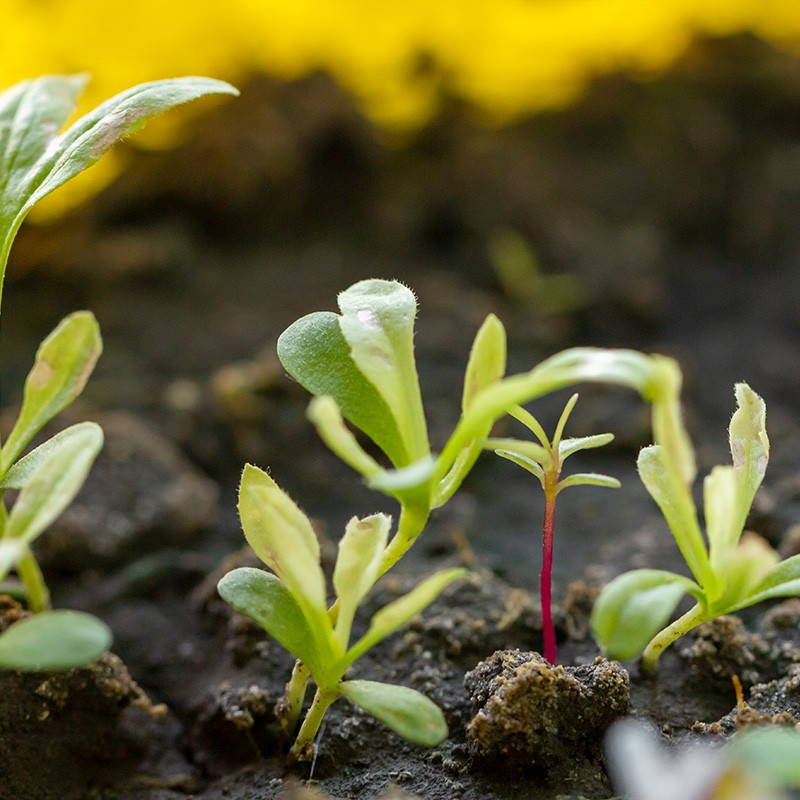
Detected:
[541,478,558,664]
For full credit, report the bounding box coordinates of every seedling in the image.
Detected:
[591,383,800,673]
[0,74,237,669]
[275,278,693,709]
[218,463,465,760]
[483,393,619,663]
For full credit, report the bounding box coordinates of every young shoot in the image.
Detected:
[0,74,237,669]
[591,383,800,673]
[217,464,465,761]
[277,277,695,703]
[483,393,619,663]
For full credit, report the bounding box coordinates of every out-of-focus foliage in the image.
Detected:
[3,0,800,215]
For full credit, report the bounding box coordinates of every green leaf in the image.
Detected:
[494,448,545,485]
[557,472,620,491]
[704,465,739,576]
[337,280,429,462]
[345,568,466,667]
[729,552,800,610]
[278,311,407,466]
[306,396,383,479]
[558,433,615,460]
[333,514,390,648]
[484,437,549,466]
[0,422,98,490]
[462,314,506,412]
[637,445,711,588]
[237,464,328,619]
[0,312,102,474]
[0,610,111,671]
[435,347,666,487]
[711,533,778,613]
[217,567,323,675]
[591,569,701,661]
[340,679,448,746]
[1,422,102,579]
[0,75,238,302]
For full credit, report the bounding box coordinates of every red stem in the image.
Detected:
[541,477,558,664]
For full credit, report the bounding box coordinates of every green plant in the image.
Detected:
[218,463,466,760]
[0,73,237,669]
[591,383,800,673]
[273,278,693,728]
[482,393,619,663]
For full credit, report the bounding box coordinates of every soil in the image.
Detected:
[3,32,800,800]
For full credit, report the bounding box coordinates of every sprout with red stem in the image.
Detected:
[484,394,619,663]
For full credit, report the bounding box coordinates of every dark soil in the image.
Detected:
[4,32,800,800]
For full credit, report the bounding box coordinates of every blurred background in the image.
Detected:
[4,0,800,580]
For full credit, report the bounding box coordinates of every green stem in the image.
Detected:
[640,602,707,675]
[16,550,50,612]
[280,660,311,736]
[377,503,429,578]
[289,686,339,761]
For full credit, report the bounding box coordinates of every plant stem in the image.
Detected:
[640,602,707,675]
[289,686,338,761]
[280,661,311,736]
[377,503,429,578]
[16,550,50,612]
[541,475,558,664]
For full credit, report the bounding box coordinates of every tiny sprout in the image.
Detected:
[483,393,619,663]
[0,73,237,669]
[591,383,800,673]
[218,464,465,760]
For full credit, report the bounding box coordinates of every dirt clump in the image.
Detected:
[465,649,629,774]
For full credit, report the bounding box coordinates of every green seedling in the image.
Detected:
[218,463,465,760]
[591,383,800,673]
[0,73,238,669]
[276,278,694,709]
[483,393,619,663]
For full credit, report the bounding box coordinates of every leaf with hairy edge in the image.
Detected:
[0,312,101,474]
[237,465,327,616]
[495,449,545,485]
[278,311,407,466]
[217,567,324,675]
[1,422,102,578]
[344,568,466,667]
[591,569,701,661]
[333,514,390,648]
[0,422,98,490]
[337,280,429,462]
[0,610,111,671]
[340,680,448,746]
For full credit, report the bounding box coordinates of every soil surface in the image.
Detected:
[4,33,800,800]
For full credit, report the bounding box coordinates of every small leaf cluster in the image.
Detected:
[219,465,464,760]
[591,383,800,671]
[0,74,237,670]
[222,278,697,757]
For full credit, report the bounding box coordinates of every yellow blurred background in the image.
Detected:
[3,0,800,215]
